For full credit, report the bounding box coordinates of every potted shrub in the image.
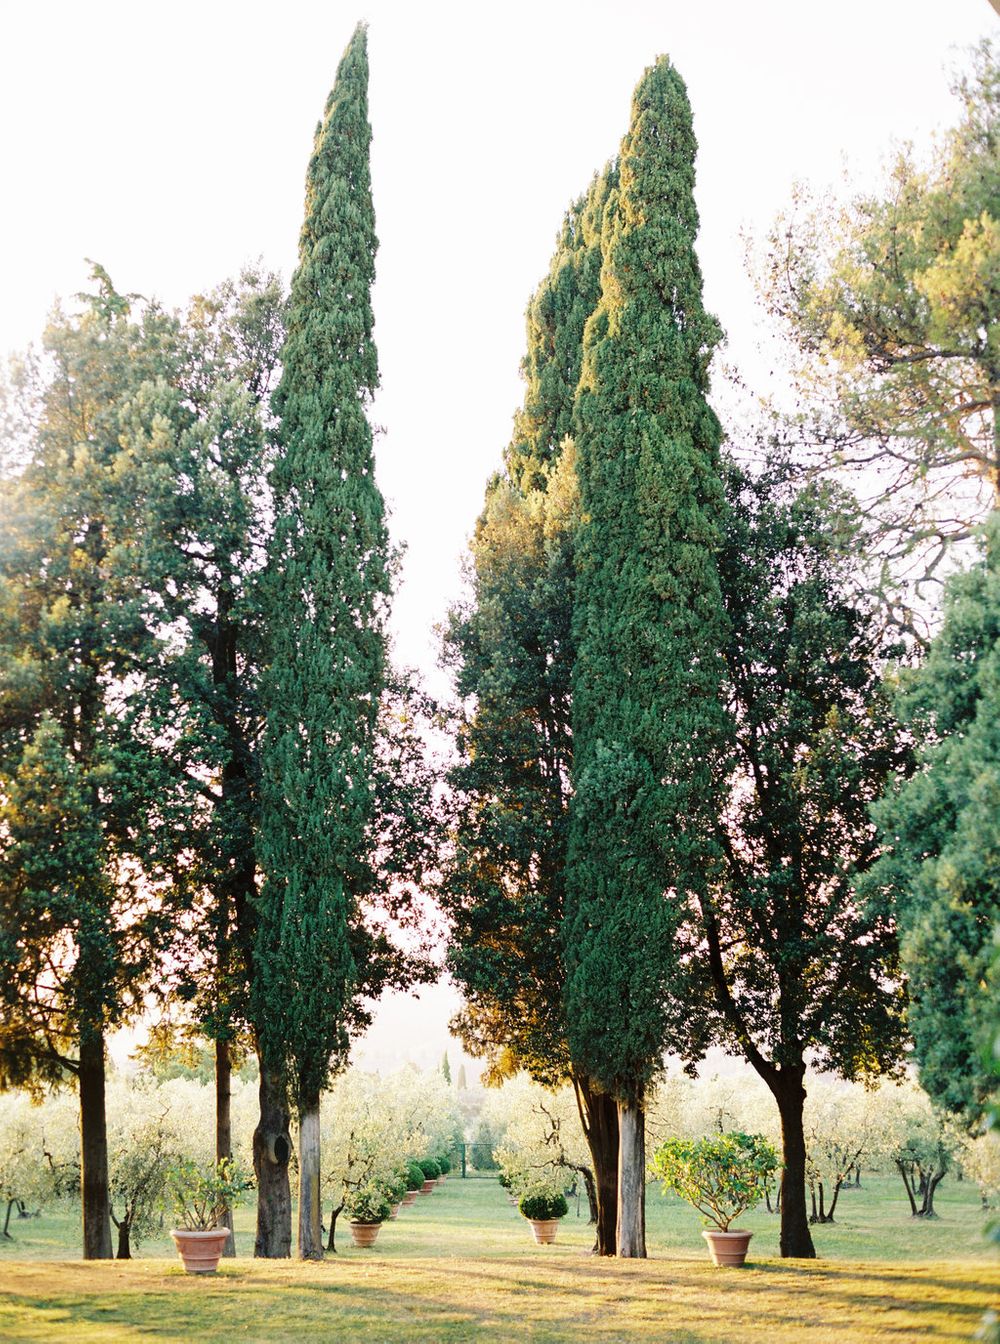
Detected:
[417,1156,441,1194]
[650,1132,778,1267]
[435,1154,451,1184]
[401,1160,423,1206]
[518,1188,569,1245]
[381,1171,408,1220]
[498,1169,519,1206]
[164,1156,251,1274]
[344,1183,392,1248]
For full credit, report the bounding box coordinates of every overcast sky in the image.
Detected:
[1,0,995,1074]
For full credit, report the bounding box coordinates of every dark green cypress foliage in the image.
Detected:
[442,166,624,1253]
[255,23,389,1259]
[563,57,728,1255]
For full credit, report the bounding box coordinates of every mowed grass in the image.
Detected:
[0,1175,996,1342]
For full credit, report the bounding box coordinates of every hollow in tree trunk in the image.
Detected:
[79,1027,112,1260]
[770,1069,816,1259]
[297,1093,323,1260]
[616,1097,646,1259]
[574,1075,619,1256]
[253,1063,291,1258]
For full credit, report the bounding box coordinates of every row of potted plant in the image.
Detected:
[165,1149,456,1270]
[496,1131,778,1264]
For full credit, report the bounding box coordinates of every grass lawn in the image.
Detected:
[0,1175,996,1342]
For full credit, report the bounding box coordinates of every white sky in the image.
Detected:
[2,0,996,1075]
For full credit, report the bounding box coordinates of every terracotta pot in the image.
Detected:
[401,1189,418,1206]
[702,1228,753,1267]
[170,1227,232,1274]
[420,1179,436,1194]
[349,1221,382,1248]
[388,1202,401,1220]
[437,1175,446,1185]
[528,1217,560,1245]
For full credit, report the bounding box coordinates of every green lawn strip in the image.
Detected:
[0,1176,994,1342]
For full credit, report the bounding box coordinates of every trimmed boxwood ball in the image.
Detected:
[417,1157,441,1180]
[498,1171,512,1190]
[518,1191,569,1221]
[436,1154,451,1175]
[405,1161,425,1192]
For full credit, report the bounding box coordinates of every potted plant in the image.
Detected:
[518,1187,569,1245]
[417,1156,441,1194]
[344,1183,392,1248]
[380,1171,408,1220]
[401,1160,424,1206]
[435,1154,451,1184]
[650,1132,778,1267]
[498,1169,519,1206]
[164,1156,251,1274]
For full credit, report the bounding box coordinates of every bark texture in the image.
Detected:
[616,1099,646,1259]
[79,1029,112,1260]
[575,1076,619,1255]
[253,1065,291,1258]
[297,1096,323,1260]
[216,1037,235,1256]
[772,1072,817,1258]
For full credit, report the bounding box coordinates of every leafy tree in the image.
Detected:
[689,464,909,1257]
[864,514,1000,1123]
[760,39,1000,591]
[441,168,623,1253]
[881,1081,956,1218]
[564,56,728,1257]
[0,277,188,1258]
[111,265,285,1258]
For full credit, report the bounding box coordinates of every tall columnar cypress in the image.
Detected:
[255,24,389,1262]
[564,57,728,1258]
[442,168,624,1253]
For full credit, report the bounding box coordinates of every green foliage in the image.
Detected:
[254,23,391,1106]
[864,515,1000,1121]
[163,1156,251,1232]
[696,465,909,1079]
[761,39,1000,556]
[441,169,614,1090]
[417,1157,441,1181]
[343,1183,391,1225]
[436,1154,451,1176]
[651,1133,777,1232]
[564,56,727,1104]
[518,1189,569,1221]
[405,1161,425,1192]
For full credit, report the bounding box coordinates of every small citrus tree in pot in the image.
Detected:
[518,1185,569,1245]
[344,1183,392,1248]
[164,1157,251,1273]
[651,1132,778,1266]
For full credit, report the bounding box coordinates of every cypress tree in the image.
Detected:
[255,24,389,1261]
[442,170,625,1252]
[564,57,728,1257]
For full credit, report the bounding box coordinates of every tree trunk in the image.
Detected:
[771,1071,816,1258]
[216,1037,235,1256]
[920,1168,945,1218]
[253,1064,291,1258]
[578,1165,599,1225]
[114,1219,132,1260]
[826,1179,844,1222]
[897,1160,919,1216]
[297,1094,323,1260]
[327,1202,343,1253]
[573,1075,619,1256]
[616,1098,646,1259]
[79,1028,112,1260]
